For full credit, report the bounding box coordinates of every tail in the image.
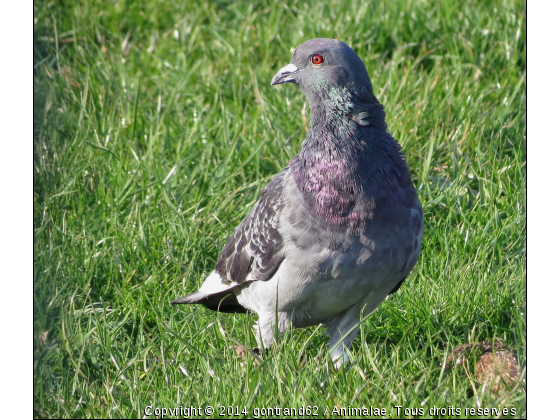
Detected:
[171,291,209,305]
[171,290,248,314]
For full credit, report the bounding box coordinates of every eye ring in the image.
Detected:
[311,54,324,65]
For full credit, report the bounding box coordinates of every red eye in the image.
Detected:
[311,54,324,65]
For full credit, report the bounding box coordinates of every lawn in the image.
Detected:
[33,0,526,418]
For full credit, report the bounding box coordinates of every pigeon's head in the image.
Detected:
[271,38,376,105]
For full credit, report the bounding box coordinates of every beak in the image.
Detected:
[271,63,299,86]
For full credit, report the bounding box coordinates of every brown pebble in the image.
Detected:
[476,350,521,394]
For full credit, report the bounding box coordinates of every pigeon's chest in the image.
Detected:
[289,161,370,234]
[279,171,422,282]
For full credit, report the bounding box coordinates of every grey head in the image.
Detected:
[271,38,386,132]
[271,38,377,105]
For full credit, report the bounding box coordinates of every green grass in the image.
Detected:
[33,0,526,418]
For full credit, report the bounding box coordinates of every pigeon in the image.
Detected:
[172,38,423,368]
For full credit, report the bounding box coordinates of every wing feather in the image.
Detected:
[215,169,287,285]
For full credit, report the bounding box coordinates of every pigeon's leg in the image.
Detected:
[253,311,291,351]
[326,317,361,369]
[325,293,387,369]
